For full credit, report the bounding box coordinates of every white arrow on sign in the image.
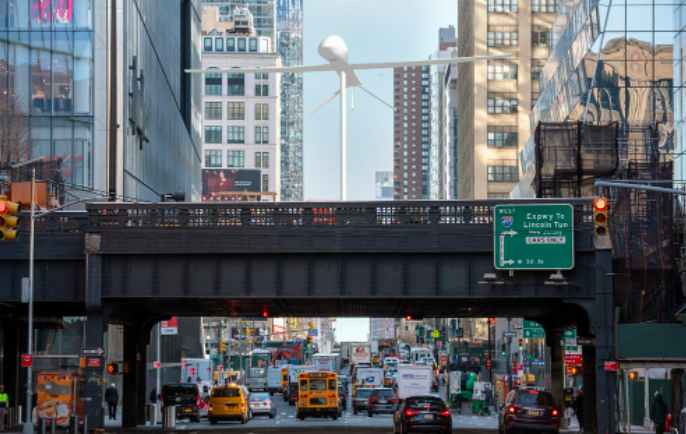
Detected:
[500,230,518,266]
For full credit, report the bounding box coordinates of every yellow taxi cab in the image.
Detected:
[208,385,251,424]
[296,371,339,420]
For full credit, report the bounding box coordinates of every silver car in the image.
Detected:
[248,393,277,418]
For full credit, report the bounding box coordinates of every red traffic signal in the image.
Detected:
[405,316,412,321]
[262,311,268,318]
[594,197,609,236]
[594,198,607,211]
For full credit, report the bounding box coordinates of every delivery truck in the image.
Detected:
[351,344,372,365]
[355,368,384,388]
[311,353,341,374]
[267,366,283,395]
[397,364,432,398]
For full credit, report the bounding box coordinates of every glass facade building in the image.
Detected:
[0,1,95,189]
[674,1,686,200]
[0,0,202,201]
[513,0,675,198]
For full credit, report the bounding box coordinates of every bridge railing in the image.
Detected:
[17,211,89,233]
[85,199,594,228]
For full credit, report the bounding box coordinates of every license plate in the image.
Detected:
[380,400,387,404]
[185,409,192,413]
[424,414,433,420]
[528,410,540,416]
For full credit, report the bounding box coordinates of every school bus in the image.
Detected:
[296,371,339,420]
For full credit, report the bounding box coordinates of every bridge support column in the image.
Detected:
[549,331,565,414]
[591,249,615,434]
[85,313,107,428]
[122,325,147,427]
[1,315,20,410]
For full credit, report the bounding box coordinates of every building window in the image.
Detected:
[204,38,213,51]
[487,93,518,114]
[227,72,245,96]
[531,59,546,80]
[487,26,518,46]
[262,127,268,143]
[487,159,519,182]
[227,127,245,144]
[227,102,245,120]
[488,60,518,80]
[262,104,269,120]
[488,0,518,13]
[255,126,262,144]
[215,38,224,51]
[255,85,268,96]
[488,126,518,147]
[205,102,222,120]
[532,0,558,13]
[249,38,258,52]
[205,126,222,144]
[255,152,269,168]
[488,193,510,199]
[262,174,269,192]
[532,26,549,46]
[205,69,222,95]
[238,38,246,52]
[227,150,245,168]
[204,149,222,167]
[227,38,235,52]
[255,104,262,120]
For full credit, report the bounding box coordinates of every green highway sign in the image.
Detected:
[494,204,574,270]
[523,320,546,338]
[564,329,577,339]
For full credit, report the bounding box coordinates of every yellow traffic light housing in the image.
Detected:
[518,338,523,350]
[220,340,227,354]
[0,196,20,241]
[594,198,609,236]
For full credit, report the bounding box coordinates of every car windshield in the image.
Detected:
[163,385,196,396]
[250,394,270,402]
[374,389,396,399]
[516,391,554,406]
[213,388,240,397]
[406,397,445,410]
[355,389,373,398]
[250,368,266,376]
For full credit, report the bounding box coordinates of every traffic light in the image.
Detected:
[501,343,506,356]
[518,338,523,350]
[262,311,268,318]
[594,197,609,236]
[306,336,313,347]
[629,370,640,381]
[220,340,227,354]
[0,196,20,241]
[108,363,119,375]
[308,322,314,330]
[405,326,409,333]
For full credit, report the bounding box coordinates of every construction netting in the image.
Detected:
[535,121,682,323]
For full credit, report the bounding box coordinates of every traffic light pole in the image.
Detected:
[23,168,35,434]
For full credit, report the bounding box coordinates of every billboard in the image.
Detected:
[272,318,285,334]
[161,317,178,335]
[202,169,261,201]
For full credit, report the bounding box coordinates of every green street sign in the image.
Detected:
[523,320,546,338]
[494,204,574,270]
[564,329,577,339]
[565,346,578,351]
[210,354,220,359]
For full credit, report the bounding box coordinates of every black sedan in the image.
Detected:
[393,395,452,434]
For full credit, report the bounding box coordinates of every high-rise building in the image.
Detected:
[457,0,560,199]
[375,171,393,200]
[277,0,304,201]
[512,0,675,198]
[0,0,203,201]
[201,6,281,201]
[202,0,303,202]
[393,66,431,199]
[370,318,396,340]
[429,27,457,199]
[202,0,276,41]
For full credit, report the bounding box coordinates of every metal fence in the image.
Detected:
[84,199,594,228]
[16,211,88,233]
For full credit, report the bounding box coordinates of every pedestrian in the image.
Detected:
[573,389,584,433]
[149,388,157,404]
[650,393,669,434]
[0,384,8,432]
[105,383,119,420]
[484,385,493,414]
[187,376,192,382]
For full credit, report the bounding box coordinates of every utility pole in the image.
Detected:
[507,318,512,392]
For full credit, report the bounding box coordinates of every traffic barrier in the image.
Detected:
[162,406,175,428]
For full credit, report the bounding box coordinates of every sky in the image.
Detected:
[303,0,458,201]
[303,0,457,342]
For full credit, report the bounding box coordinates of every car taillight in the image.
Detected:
[369,398,376,403]
[197,395,200,406]
[405,410,418,417]
[508,406,515,414]
[442,410,451,417]
[552,409,559,416]
[390,399,398,403]
[264,403,270,406]
[241,404,244,409]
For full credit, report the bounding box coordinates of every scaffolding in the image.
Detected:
[534,122,679,323]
